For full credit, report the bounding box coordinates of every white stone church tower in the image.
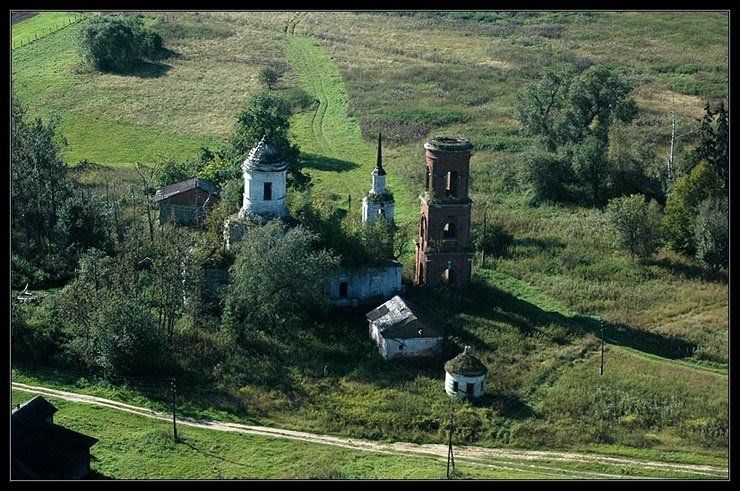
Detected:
[239,136,289,222]
[361,133,395,224]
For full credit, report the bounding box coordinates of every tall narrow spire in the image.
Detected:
[375,132,386,175]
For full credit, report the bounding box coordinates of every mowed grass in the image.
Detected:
[285,34,414,225]
[11,12,288,166]
[9,389,590,480]
[11,12,84,49]
[10,388,726,479]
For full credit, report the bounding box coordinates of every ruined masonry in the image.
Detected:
[415,136,474,289]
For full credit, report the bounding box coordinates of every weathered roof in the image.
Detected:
[366,295,443,339]
[155,178,221,202]
[12,396,98,478]
[424,136,473,153]
[444,346,488,377]
[243,136,288,172]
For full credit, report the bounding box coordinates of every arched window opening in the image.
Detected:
[263,182,272,201]
[442,222,456,240]
[425,166,431,190]
[445,268,456,285]
[445,171,459,198]
[339,281,348,298]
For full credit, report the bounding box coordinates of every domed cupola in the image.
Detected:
[239,136,289,221]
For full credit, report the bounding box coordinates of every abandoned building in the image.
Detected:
[415,136,474,289]
[11,396,98,479]
[224,136,296,249]
[155,178,220,226]
[329,260,404,307]
[444,346,488,399]
[361,133,395,224]
[366,295,443,360]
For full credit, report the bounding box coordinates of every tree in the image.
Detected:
[222,221,339,345]
[516,66,572,152]
[565,65,637,147]
[91,295,166,376]
[694,196,728,270]
[78,15,163,73]
[11,96,72,287]
[691,102,728,190]
[525,151,575,205]
[258,67,279,90]
[572,137,610,206]
[662,162,720,254]
[227,91,311,190]
[606,194,661,260]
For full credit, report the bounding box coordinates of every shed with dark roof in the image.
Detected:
[366,295,443,360]
[12,396,98,479]
[155,178,220,226]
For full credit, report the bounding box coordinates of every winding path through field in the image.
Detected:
[12,382,728,480]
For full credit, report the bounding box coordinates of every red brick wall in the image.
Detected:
[416,146,474,289]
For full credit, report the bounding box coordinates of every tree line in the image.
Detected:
[516,64,728,269]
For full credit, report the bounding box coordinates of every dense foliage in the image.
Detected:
[78,15,164,73]
[607,194,661,260]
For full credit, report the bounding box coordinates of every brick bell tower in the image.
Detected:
[415,136,474,289]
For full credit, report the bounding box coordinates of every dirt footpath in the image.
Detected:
[12,382,728,479]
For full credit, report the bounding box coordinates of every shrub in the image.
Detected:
[472,222,514,258]
[79,15,164,73]
[606,194,661,260]
[525,151,574,205]
[694,196,728,270]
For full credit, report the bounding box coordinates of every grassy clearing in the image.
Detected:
[10,388,725,479]
[285,34,414,225]
[11,12,84,49]
[7,389,591,480]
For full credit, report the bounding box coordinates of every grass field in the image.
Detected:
[10,389,727,479]
[11,12,84,49]
[11,11,728,472]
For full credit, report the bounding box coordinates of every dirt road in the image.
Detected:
[12,382,728,479]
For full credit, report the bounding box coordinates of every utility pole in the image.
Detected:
[171,377,178,441]
[599,319,605,376]
[446,409,456,479]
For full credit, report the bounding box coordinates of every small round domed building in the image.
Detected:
[444,346,488,399]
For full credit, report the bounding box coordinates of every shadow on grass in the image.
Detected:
[647,256,728,284]
[179,438,250,469]
[408,279,698,362]
[301,153,360,173]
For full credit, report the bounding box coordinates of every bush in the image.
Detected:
[694,196,728,270]
[472,223,514,258]
[525,152,574,205]
[662,162,720,254]
[79,15,164,73]
[606,194,661,260]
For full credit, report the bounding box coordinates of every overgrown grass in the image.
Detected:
[11,11,728,467]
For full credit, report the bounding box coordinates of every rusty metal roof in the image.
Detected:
[365,296,443,339]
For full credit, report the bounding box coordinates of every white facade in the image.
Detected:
[329,263,403,307]
[240,167,289,219]
[238,137,289,221]
[444,371,486,399]
[361,196,395,224]
[370,324,443,360]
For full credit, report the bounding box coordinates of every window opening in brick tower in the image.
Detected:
[443,222,456,240]
[446,171,458,198]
